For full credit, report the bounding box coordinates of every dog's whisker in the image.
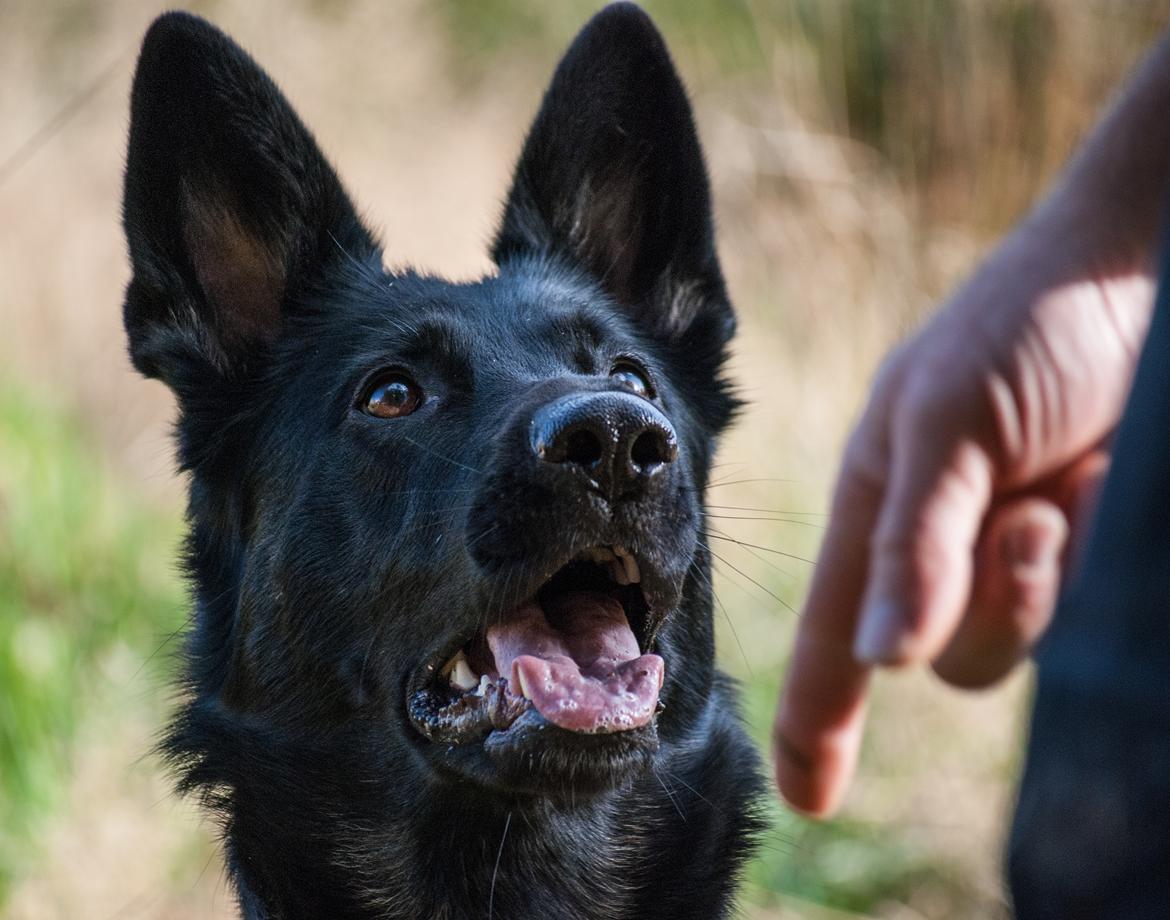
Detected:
[706,504,827,516]
[395,503,477,519]
[397,434,484,474]
[327,229,382,283]
[130,573,244,684]
[704,513,825,529]
[652,768,687,823]
[700,530,815,567]
[384,506,478,544]
[398,503,477,515]
[705,505,827,528]
[481,566,510,636]
[703,530,798,590]
[708,549,800,618]
[488,812,511,919]
[695,476,806,490]
[464,519,503,554]
[382,520,452,544]
[129,612,194,685]
[379,488,477,496]
[357,600,393,700]
[689,560,750,674]
[658,767,720,814]
[700,533,799,584]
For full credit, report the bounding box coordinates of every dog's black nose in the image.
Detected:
[531,392,678,503]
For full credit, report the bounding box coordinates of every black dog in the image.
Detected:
[122,5,763,917]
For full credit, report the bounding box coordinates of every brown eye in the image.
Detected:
[610,361,653,399]
[362,375,422,418]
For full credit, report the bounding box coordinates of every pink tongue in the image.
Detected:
[485,592,663,734]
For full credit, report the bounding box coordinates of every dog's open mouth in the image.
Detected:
[407,546,663,745]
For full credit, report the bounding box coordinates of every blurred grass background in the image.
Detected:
[0,1,1165,917]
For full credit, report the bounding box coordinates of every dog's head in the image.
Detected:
[124,5,736,802]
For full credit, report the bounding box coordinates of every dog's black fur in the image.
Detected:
[122,5,763,918]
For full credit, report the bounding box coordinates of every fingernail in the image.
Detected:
[854,599,908,664]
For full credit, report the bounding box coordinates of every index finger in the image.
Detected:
[773,455,882,816]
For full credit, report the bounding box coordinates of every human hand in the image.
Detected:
[773,199,1155,817]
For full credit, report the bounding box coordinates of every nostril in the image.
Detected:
[630,429,675,470]
[563,427,604,468]
[531,394,677,500]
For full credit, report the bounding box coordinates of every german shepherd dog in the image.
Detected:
[122,4,762,917]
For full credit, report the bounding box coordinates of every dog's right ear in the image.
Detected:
[122,12,378,389]
[493,3,733,354]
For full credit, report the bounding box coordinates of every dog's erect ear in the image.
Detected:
[122,12,379,386]
[493,3,733,347]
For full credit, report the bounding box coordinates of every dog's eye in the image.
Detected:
[610,361,654,399]
[362,375,422,418]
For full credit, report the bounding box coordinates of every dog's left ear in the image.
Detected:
[493,3,734,350]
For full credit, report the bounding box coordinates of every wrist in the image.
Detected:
[1026,179,1162,281]
[1031,28,1170,277]
[1046,173,1165,277]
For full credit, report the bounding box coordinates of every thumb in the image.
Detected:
[855,427,994,666]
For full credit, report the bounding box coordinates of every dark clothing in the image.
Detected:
[1010,241,1170,917]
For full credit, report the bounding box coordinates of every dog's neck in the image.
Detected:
[208,687,762,920]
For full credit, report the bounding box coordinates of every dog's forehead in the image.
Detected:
[347,266,635,361]
[471,269,624,341]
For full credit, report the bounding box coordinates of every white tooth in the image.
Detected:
[451,656,479,691]
[440,650,464,677]
[515,667,532,700]
[476,674,491,696]
[622,554,641,584]
[610,559,629,586]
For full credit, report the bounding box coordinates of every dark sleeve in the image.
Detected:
[1009,234,1170,920]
